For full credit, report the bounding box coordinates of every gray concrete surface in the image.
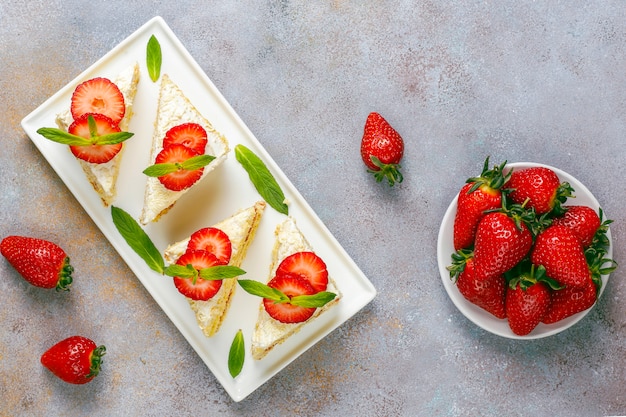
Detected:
[1,1,624,416]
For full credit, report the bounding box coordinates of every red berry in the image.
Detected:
[275,251,328,293]
[531,224,591,289]
[187,227,232,265]
[453,158,509,250]
[454,256,506,319]
[155,144,204,191]
[163,123,208,155]
[506,281,551,336]
[41,336,106,384]
[71,77,125,124]
[551,205,601,248]
[0,235,73,291]
[473,212,533,280]
[173,250,223,301]
[263,273,317,323]
[68,113,123,164]
[505,166,573,215]
[542,277,597,324]
[360,112,404,186]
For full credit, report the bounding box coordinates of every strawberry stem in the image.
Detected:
[368,156,403,186]
[465,156,511,193]
[87,345,106,378]
[56,257,74,291]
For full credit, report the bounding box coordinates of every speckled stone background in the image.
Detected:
[1,1,625,416]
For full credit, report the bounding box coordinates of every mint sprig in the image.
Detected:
[235,144,288,215]
[237,279,336,307]
[164,264,245,284]
[143,154,215,177]
[146,34,162,82]
[37,120,134,146]
[111,206,164,273]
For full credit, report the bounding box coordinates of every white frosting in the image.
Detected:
[55,62,140,204]
[139,74,229,225]
[251,217,340,360]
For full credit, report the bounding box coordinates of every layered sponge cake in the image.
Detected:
[139,74,229,225]
[164,201,266,337]
[55,62,140,205]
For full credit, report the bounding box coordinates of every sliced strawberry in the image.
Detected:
[275,251,328,292]
[163,123,208,155]
[68,113,123,163]
[264,273,317,323]
[187,227,232,265]
[155,144,204,191]
[71,77,125,123]
[173,250,222,301]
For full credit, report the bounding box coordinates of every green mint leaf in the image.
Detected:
[182,154,216,170]
[146,34,162,82]
[143,163,178,177]
[88,114,98,137]
[164,263,196,278]
[237,279,288,302]
[228,329,245,378]
[95,131,134,145]
[291,291,336,308]
[111,206,164,274]
[37,127,133,146]
[199,265,246,280]
[235,144,288,215]
[142,155,215,177]
[37,127,92,146]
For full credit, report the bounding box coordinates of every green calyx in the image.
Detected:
[485,194,545,237]
[589,208,613,250]
[368,156,403,186]
[447,248,473,282]
[506,262,562,291]
[585,207,617,293]
[465,156,511,193]
[87,345,107,379]
[548,182,575,216]
[56,257,74,292]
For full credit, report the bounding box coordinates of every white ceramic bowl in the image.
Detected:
[437,162,613,339]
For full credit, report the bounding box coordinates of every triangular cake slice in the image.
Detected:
[55,62,140,206]
[251,217,341,360]
[139,74,229,225]
[164,201,266,337]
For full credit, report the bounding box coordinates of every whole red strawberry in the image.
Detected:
[448,249,506,319]
[541,277,596,324]
[41,336,106,384]
[453,157,510,250]
[360,112,404,186]
[531,224,591,289]
[506,279,551,336]
[1,236,73,291]
[505,166,573,215]
[543,244,617,324]
[551,205,601,248]
[473,211,533,281]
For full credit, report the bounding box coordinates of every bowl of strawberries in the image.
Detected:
[437,159,615,339]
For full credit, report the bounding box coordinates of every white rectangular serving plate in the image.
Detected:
[21,16,376,402]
